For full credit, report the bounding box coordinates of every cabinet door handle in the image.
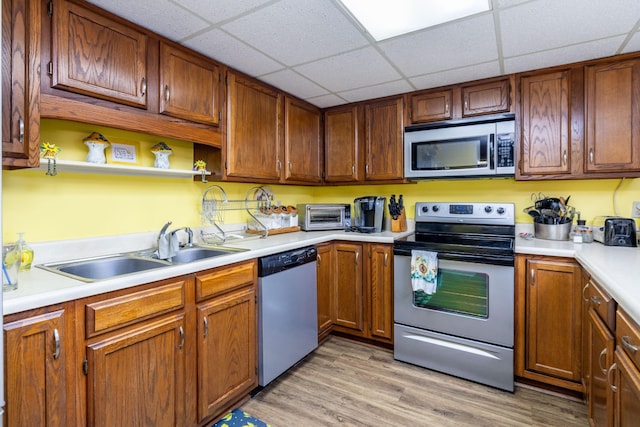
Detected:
[140,77,147,97]
[590,295,602,306]
[179,326,184,349]
[598,348,608,375]
[445,101,449,115]
[608,363,618,392]
[589,148,594,164]
[562,150,567,165]
[317,254,322,265]
[384,253,388,266]
[530,268,535,286]
[355,252,359,265]
[289,161,292,172]
[622,336,639,353]
[351,165,355,176]
[582,283,590,303]
[165,85,171,103]
[277,160,282,172]
[203,317,209,339]
[464,97,468,110]
[18,117,24,143]
[53,328,60,360]
[365,164,369,174]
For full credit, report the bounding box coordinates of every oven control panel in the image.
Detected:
[415,202,514,225]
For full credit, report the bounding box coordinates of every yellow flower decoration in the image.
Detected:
[193,159,207,171]
[40,142,61,159]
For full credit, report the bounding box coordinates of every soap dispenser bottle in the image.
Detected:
[17,232,34,271]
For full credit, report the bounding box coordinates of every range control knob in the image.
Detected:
[432,205,439,212]
[497,207,506,215]
[484,206,493,213]
[421,205,429,213]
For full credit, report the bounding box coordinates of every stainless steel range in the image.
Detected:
[393,202,515,391]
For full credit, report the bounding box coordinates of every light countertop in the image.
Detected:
[6,223,640,329]
[3,226,412,316]
[516,223,640,327]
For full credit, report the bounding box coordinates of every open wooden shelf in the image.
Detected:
[37,159,212,179]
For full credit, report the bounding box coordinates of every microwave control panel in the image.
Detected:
[496,133,514,168]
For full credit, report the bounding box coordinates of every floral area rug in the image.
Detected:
[211,408,271,427]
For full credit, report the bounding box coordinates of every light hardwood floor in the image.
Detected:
[243,336,588,426]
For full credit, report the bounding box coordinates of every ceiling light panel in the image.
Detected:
[340,0,491,41]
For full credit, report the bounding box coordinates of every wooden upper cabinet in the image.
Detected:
[519,70,572,176]
[585,59,640,173]
[409,89,452,123]
[226,71,282,181]
[461,78,510,117]
[365,97,404,181]
[284,97,322,183]
[2,0,41,169]
[324,105,360,182]
[159,41,220,126]
[52,0,147,108]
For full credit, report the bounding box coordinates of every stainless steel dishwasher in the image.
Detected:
[258,245,318,387]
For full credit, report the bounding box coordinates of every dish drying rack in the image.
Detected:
[200,185,273,244]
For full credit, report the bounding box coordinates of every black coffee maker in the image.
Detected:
[353,196,386,233]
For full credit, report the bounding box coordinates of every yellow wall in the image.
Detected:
[3,120,639,243]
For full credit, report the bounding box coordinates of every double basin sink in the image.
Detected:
[38,245,247,282]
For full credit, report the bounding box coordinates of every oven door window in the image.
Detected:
[413,268,489,318]
[411,135,489,170]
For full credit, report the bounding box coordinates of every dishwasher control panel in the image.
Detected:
[258,246,317,277]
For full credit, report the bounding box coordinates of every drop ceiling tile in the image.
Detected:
[294,47,401,93]
[500,0,640,57]
[184,29,283,76]
[174,0,274,25]
[338,80,414,103]
[221,0,369,66]
[379,13,498,77]
[86,0,209,40]
[495,0,531,8]
[259,70,329,99]
[409,62,502,90]
[622,32,640,53]
[504,37,627,74]
[305,93,348,108]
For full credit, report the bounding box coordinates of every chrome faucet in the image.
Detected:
[172,227,194,248]
[157,221,173,248]
[155,222,194,260]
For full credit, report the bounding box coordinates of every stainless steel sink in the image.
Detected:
[39,255,171,282]
[166,246,246,264]
[38,245,248,282]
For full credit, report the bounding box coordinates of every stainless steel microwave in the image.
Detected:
[404,114,515,179]
[297,204,351,231]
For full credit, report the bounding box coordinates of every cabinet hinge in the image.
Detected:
[48,1,53,17]
[82,358,88,376]
[48,61,53,76]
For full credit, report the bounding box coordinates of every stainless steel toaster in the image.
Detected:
[592,217,637,247]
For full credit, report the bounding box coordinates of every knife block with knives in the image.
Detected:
[389,194,407,232]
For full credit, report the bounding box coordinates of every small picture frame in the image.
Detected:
[110,141,139,165]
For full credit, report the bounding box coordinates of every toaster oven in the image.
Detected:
[298,204,351,231]
[592,216,637,247]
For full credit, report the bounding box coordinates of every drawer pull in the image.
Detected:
[590,295,602,306]
[608,363,618,392]
[622,336,638,353]
[203,316,209,339]
[53,328,60,360]
[179,326,184,349]
[582,283,589,303]
[598,348,608,375]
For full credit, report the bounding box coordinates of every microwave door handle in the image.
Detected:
[489,134,495,170]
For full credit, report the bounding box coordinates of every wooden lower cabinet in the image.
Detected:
[614,309,640,426]
[587,308,615,426]
[316,243,335,339]
[332,242,393,344]
[515,255,583,391]
[3,303,74,427]
[85,313,188,427]
[195,259,258,424]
